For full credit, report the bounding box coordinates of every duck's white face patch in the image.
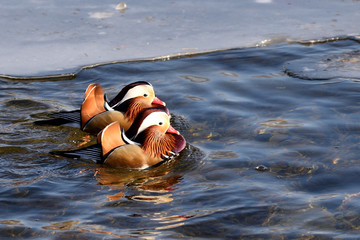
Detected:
[118,85,154,106]
[136,111,169,137]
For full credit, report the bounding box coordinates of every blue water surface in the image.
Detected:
[0,39,360,239]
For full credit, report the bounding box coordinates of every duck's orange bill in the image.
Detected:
[152,96,166,106]
[166,125,180,135]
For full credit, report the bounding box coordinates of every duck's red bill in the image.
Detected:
[166,125,179,135]
[152,96,166,106]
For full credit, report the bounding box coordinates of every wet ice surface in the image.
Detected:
[1,0,360,77]
[1,39,360,239]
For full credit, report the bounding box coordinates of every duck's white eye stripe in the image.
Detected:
[136,112,168,137]
[117,85,152,106]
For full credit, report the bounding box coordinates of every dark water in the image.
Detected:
[1,39,360,239]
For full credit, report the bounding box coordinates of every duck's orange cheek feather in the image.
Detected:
[140,132,179,158]
[124,98,147,122]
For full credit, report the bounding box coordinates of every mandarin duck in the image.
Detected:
[35,81,165,134]
[51,107,186,169]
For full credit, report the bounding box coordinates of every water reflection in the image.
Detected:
[92,144,202,203]
[94,166,180,203]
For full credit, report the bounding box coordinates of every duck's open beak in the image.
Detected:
[152,96,166,106]
[166,125,180,135]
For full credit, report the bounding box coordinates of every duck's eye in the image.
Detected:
[143,93,148,97]
[159,122,163,126]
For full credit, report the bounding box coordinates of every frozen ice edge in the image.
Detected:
[1,0,360,79]
[1,35,359,81]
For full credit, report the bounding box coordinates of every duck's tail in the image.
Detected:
[34,110,81,126]
[50,144,102,162]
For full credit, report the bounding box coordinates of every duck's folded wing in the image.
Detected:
[99,121,126,158]
[84,83,97,99]
[81,84,106,129]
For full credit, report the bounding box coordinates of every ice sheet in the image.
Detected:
[1,0,360,77]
